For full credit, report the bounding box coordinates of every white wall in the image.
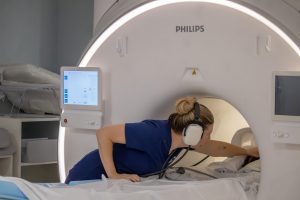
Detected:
[0,0,94,74]
[0,0,57,72]
[56,0,94,71]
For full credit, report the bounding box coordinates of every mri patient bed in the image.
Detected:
[0,127,260,200]
[0,174,260,200]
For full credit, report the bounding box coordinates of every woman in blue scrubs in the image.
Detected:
[65,96,259,183]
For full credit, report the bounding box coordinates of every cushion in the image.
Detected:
[0,180,28,200]
[239,160,261,173]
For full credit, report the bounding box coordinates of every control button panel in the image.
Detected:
[61,110,102,130]
[271,123,300,144]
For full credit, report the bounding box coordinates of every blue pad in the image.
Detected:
[0,180,28,200]
[69,179,100,186]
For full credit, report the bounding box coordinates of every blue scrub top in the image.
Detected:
[65,120,172,183]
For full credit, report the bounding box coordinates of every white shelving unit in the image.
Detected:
[21,161,58,167]
[0,114,60,182]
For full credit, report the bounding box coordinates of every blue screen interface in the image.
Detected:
[63,70,98,106]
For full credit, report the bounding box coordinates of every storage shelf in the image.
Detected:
[21,161,58,167]
[0,113,60,121]
[0,155,13,159]
[0,116,60,182]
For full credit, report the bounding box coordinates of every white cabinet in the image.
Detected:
[0,114,60,182]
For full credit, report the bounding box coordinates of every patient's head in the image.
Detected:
[168,96,214,139]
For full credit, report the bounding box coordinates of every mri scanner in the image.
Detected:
[58,0,300,200]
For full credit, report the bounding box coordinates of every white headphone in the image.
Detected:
[182,102,205,146]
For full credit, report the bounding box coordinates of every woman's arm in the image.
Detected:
[96,124,140,182]
[194,139,259,157]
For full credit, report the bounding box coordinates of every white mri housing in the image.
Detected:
[59,1,300,200]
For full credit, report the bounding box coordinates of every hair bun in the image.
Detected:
[175,96,197,115]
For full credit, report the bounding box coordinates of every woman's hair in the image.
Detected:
[168,96,214,133]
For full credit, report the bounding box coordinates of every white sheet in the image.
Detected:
[0,176,251,200]
[164,168,260,200]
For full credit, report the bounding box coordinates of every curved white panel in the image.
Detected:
[82,0,299,67]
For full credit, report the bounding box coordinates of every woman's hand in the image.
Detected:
[109,173,141,182]
[246,147,260,158]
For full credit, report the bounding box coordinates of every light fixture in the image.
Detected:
[58,126,66,182]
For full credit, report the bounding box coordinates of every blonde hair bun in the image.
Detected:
[175,96,197,115]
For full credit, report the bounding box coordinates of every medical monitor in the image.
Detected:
[60,67,102,111]
[273,71,300,121]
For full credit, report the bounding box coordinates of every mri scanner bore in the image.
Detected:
[65,96,259,183]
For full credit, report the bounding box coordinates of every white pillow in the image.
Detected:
[206,156,246,173]
[239,160,261,172]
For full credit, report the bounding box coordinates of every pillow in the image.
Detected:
[239,159,261,173]
[206,156,246,173]
[0,180,28,200]
[231,127,257,148]
[0,128,11,149]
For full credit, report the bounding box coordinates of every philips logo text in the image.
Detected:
[176,25,205,33]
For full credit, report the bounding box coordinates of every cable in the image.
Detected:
[141,147,210,179]
[164,167,217,180]
[158,146,190,179]
[140,146,191,178]
[184,167,217,179]
[140,148,179,177]
[191,155,210,167]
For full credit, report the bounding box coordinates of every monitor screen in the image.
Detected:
[273,71,300,121]
[61,67,102,110]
